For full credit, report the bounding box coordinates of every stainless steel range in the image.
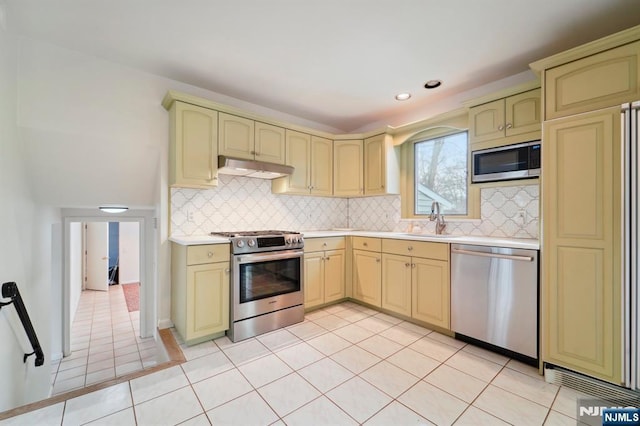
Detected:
[210,230,304,342]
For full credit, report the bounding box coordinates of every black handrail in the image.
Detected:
[0,282,44,366]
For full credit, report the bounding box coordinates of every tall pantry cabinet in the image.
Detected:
[531,26,640,384]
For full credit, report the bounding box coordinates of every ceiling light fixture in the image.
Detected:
[424,80,442,89]
[395,93,411,101]
[99,205,129,213]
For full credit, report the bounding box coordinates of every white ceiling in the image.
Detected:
[5,0,640,132]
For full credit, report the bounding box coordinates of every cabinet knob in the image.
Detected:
[224,268,230,273]
[498,124,505,131]
[363,242,368,247]
[408,246,413,251]
[323,243,327,247]
[326,257,330,262]
[506,123,513,129]
[405,263,411,267]
[207,252,214,257]
[412,263,416,268]
[250,150,256,155]
[376,258,380,263]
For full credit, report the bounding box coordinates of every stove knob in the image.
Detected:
[247,239,256,247]
[236,240,245,248]
[286,237,293,245]
[296,237,303,244]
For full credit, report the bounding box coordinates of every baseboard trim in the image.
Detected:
[157,318,173,329]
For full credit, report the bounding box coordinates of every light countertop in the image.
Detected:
[171,230,539,250]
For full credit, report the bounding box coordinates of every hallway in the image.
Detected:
[50,286,167,395]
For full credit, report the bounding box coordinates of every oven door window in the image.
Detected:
[239,257,301,303]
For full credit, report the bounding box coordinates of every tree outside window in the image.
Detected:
[414,131,468,215]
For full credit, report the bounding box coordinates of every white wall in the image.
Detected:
[0,22,59,411]
[118,222,140,284]
[68,222,82,325]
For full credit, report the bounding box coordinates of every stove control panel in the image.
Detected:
[230,233,304,254]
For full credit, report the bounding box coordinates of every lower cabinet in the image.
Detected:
[381,254,412,316]
[352,249,382,307]
[380,239,450,329]
[171,243,230,345]
[411,257,450,329]
[304,237,345,309]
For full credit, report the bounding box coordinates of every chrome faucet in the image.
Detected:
[430,201,446,235]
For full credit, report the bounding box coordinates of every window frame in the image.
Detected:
[400,113,480,220]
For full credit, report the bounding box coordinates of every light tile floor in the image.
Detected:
[6,301,594,425]
[49,286,166,395]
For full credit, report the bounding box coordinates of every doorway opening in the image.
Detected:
[54,209,164,396]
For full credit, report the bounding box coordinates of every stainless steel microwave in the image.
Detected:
[471,140,541,183]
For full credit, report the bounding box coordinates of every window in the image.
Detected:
[414,131,468,215]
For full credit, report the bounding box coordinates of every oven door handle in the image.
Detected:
[236,250,304,264]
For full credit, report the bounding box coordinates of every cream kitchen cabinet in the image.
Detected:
[218,113,286,164]
[334,135,400,197]
[381,239,450,329]
[171,243,230,345]
[271,131,332,196]
[304,237,346,309]
[168,101,219,188]
[542,107,622,384]
[469,89,541,148]
[352,237,382,307]
[333,139,364,196]
[541,40,640,120]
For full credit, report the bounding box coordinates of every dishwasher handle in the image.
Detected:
[451,247,534,262]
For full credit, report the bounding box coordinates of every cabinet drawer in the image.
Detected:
[545,40,640,120]
[382,239,448,261]
[352,237,381,252]
[187,244,230,265]
[304,237,345,252]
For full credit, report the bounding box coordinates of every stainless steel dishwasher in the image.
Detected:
[451,243,538,361]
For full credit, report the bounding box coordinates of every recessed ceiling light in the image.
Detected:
[424,80,442,89]
[99,205,128,213]
[395,93,411,101]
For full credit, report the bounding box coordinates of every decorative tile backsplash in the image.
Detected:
[171,175,539,239]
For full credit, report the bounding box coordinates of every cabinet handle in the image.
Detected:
[207,252,214,257]
[506,123,513,129]
[224,268,230,273]
[405,262,411,267]
[408,246,413,251]
[412,263,416,268]
[498,124,505,131]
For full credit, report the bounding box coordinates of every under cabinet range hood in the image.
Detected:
[217,156,294,179]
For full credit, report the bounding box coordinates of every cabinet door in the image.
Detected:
[352,249,381,307]
[304,252,325,309]
[412,257,450,329]
[218,112,255,160]
[381,253,412,316]
[334,140,363,196]
[324,250,345,303]
[172,102,218,188]
[505,89,541,137]
[284,130,312,194]
[543,107,621,384]
[364,134,386,195]
[469,99,505,143]
[255,122,286,165]
[311,136,333,196]
[186,262,230,340]
[545,40,640,120]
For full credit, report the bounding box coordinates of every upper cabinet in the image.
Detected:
[271,131,332,196]
[469,88,541,148]
[333,139,364,196]
[333,135,400,197]
[219,113,286,164]
[542,40,640,120]
[168,101,219,188]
